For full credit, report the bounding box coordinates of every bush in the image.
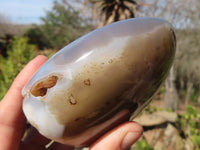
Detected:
[24,26,49,50]
[0,37,36,99]
[176,105,200,149]
[133,139,154,150]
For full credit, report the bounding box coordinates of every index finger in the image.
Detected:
[0,55,48,150]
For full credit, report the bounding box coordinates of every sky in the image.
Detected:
[0,0,54,24]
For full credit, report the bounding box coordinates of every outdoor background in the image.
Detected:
[0,0,200,150]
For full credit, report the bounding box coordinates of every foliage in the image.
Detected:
[159,85,166,93]
[133,139,154,150]
[176,105,200,149]
[0,37,36,99]
[144,104,158,114]
[190,90,199,103]
[24,1,92,49]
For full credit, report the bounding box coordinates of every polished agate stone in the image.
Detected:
[22,17,176,146]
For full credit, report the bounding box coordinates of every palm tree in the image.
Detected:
[90,0,139,27]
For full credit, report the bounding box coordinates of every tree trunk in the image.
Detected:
[163,0,179,111]
[198,94,200,105]
[185,81,193,106]
[163,66,179,111]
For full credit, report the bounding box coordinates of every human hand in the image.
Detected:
[0,55,143,150]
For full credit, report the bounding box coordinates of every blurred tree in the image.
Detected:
[91,0,138,27]
[0,14,10,24]
[24,25,49,49]
[0,13,30,57]
[87,0,148,27]
[0,13,11,57]
[175,28,200,105]
[25,1,92,49]
[139,0,200,109]
[138,0,200,28]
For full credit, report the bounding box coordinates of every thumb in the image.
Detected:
[90,121,143,150]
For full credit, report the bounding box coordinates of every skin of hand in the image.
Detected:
[0,55,143,150]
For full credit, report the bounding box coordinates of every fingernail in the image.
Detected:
[121,132,141,150]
